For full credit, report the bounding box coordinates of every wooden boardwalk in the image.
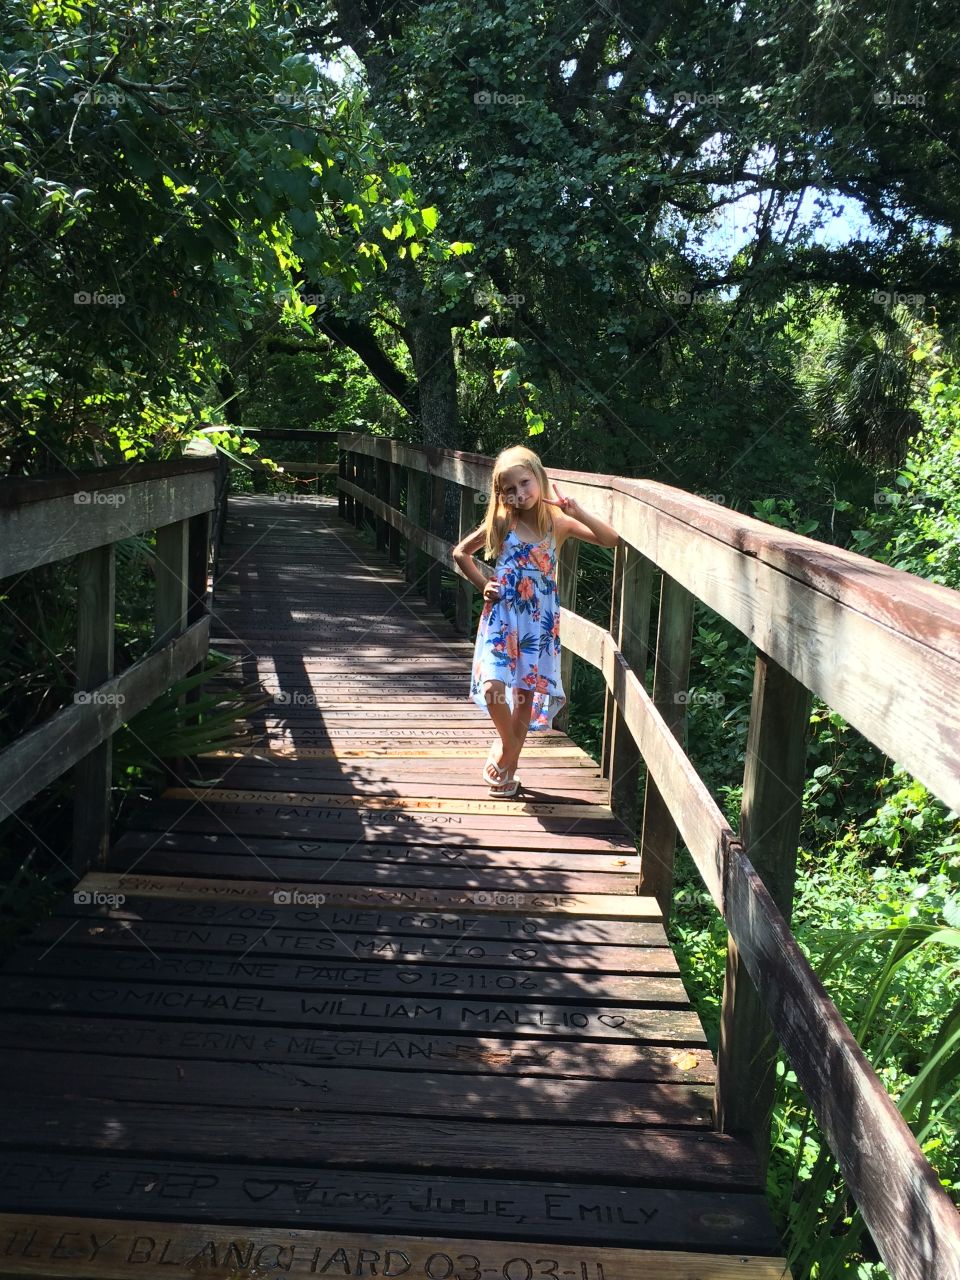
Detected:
[0,495,789,1278]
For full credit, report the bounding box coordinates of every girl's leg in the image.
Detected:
[482,679,518,778]
[499,688,534,776]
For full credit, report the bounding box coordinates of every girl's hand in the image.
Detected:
[542,481,584,520]
[482,578,503,604]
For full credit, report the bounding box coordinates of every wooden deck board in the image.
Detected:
[0,496,789,1277]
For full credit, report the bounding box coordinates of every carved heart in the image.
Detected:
[598,1014,626,1028]
[395,970,422,984]
[243,1180,280,1202]
[512,948,538,961]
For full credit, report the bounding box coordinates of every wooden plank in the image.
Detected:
[0,618,210,822]
[0,465,216,578]
[638,573,694,915]
[0,1213,790,1277]
[602,542,652,830]
[26,917,677,973]
[0,1013,716,1081]
[5,945,688,1006]
[114,816,636,856]
[716,653,811,1164]
[0,1099,761,1186]
[0,1049,711,1126]
[54,896,658,943]
[0,1160,776,1250]
[104,850,635,897]
[73,871,660,919]
[161,786,617,821]
[111,830,641,875]
[72,542,115,875]
[0,974,704,1042]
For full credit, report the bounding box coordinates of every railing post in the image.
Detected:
[426,468,444,608]
[375,455,390,554]
[154,518,190,784]
[338,446,347,520]
[455,485,477,635]
[352,450,362,531]
[405,465,424,589]
[388,461,402,565]
[553,537,580,733]
[716,651,811,1166]
[636,573,694,919]
[154,520,190,649]
[72,543,116,876]
[601,542,654,832]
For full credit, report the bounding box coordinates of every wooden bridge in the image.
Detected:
[1,434,959,1280]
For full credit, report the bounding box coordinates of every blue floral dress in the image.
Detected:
[469,525,567,732]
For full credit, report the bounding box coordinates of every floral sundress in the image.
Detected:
[469,525,567,732]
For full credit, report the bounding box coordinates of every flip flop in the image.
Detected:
[482,745,508,787]
[488,771,522,799]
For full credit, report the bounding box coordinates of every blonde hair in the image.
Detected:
[477,445,555,561]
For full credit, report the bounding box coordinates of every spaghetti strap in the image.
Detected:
[469,527,566,731]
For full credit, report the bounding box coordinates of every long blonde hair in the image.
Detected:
[477,445,555,561]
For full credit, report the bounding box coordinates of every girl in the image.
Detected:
[452,445,620,798]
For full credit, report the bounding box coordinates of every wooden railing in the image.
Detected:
[229,427,339,495]
[0,458,222,876]
[338,430,960,1280]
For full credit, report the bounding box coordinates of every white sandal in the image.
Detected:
[488,771,522,799]
[482,745,508,787]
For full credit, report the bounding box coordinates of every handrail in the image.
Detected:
[0,458,221,874]
[338,430,960,1280]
